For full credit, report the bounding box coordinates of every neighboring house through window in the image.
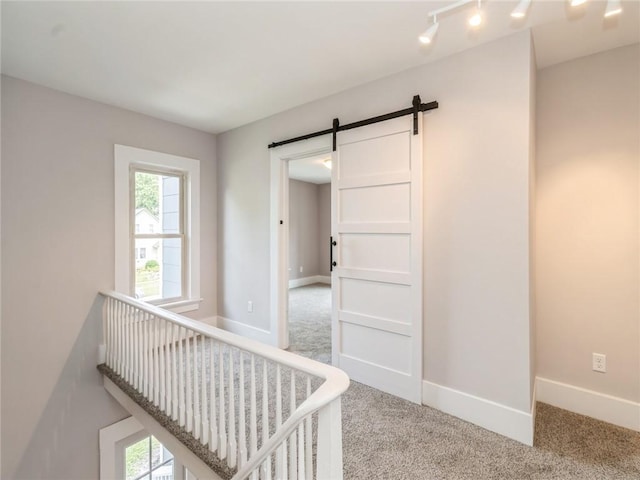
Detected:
[100,417,193,480]
[115,144,201,313]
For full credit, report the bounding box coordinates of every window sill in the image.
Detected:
[158,298,203,314]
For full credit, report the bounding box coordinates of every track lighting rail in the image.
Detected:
[268,95,439,151]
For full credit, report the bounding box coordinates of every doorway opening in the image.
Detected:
[286,153,333,363]
[269,136,332,351]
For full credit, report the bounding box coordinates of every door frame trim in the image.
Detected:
[270,135,333,349]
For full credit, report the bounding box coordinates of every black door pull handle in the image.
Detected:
[330,236,337,271]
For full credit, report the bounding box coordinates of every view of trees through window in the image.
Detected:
[125,435,174,480]
[135,172,160,216]
[133,170,184,301]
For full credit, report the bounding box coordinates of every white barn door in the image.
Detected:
[331,114,423,403]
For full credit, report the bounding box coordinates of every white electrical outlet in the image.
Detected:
[592,353,606,373]
[247,301,254,313]
[299,266,303,273]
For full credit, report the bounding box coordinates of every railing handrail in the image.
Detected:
[233,383,337,479]
[100,289,350,479]
[100,290,349,385]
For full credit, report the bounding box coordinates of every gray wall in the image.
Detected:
[288,179,319,280]
[218,31,534,413]
[288,179,331,280]
[536,44,640,402]
[1,76,217,479]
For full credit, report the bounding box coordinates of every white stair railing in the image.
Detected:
[100,291,349,480]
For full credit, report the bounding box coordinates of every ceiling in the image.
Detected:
[289,154,332,185]
[2,1,638,134]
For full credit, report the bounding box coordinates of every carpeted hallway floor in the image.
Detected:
[288,283,640,480]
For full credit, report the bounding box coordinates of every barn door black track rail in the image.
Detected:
[268,95,438,151]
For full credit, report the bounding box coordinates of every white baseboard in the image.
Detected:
[536,377,640,432]
[217,316,274,345]
[289,275,331,289]
[422,380,534,446]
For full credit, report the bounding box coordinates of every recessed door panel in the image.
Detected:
[339,131,411,179]
[340,184,410,224]
[340,278,411,324]
[339,233,410,273]
[341,322,412,374]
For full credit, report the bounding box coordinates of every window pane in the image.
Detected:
[125,436,150,480]
[134,171,181,234]
[151,459,174,480]
[151,436,173,468]
[160,175,181,234]
[135,238,182,300]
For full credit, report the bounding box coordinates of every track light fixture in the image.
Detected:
[604,0,622,17]
[419,15,439,44]
[468,0,483,27]
[419,0,625,47]
[511,0,532,18]
[418,0,480,46]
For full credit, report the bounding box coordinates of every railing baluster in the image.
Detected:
[305,377,312,480]
[262,360,272,480]
[105,298,110,367]
[209,338,218,452]
[132,308,137,384]
[119,301,124,377]
[164,320,171,414]
[123,304,128,382]
[159,319,166,411]
[178,326,186,427]
[113,298,117,368]
[250,354,257,455]
[171,323,179,421]
[218,343,227,459]
[147,313,153,400]
[131,307,136,384]
[134,308,140,390]
[290,370,298,480]
[127,305,132,383]
[298,421,305,480]
[105,298,111,367]
[193,332,201,440]
[185,328,193,432]
[238,350,247,468]
[116,301,122,376]
[228,348,237,468]
[154,316,160,406]
[275,365,285,479]
[249,354,258,480]
[201,335,208,445]
[130,307,135,387]
[142,312,147,397]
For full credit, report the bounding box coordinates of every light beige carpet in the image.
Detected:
[288,283,640,480]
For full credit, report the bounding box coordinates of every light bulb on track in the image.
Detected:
[419,18,439,44]
[511,0,531,18]
[604,0,622,17]
[468,0,483,27]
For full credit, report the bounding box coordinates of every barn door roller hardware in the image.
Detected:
[268,95,438,151]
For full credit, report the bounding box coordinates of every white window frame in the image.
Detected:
[100,417,189,480]
[131,167,186,304]
[115,144,201,313]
